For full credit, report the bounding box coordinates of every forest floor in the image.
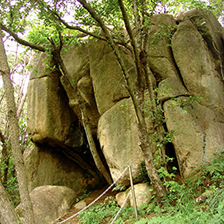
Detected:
[57,186,117,224]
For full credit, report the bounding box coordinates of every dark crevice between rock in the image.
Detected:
[169,47,189,92]
[160,94,190,109]
[112,95,130,103]
[93,135,111,187]
[64,130,109,188]
[42,141,100,179]
[165,142,180,177]
[162,121,180,178]
[64,119,87,150]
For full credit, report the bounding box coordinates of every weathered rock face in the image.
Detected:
[27,54,84,149]
[168,10,224,177]
[89,40,136,115]
[164,98,224,177]
[16,185,76,224]
[98,98,144,185]
[27,54,101,193]
[146,10,224,178]
[23,145,97,193]
[26,9,224,192]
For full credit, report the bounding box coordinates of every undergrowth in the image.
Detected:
[78,149,224,224]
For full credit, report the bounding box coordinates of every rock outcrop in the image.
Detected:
[26,9,224,197]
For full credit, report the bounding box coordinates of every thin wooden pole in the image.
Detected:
[129,166,138,221]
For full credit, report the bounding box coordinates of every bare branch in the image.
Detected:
[0,23,46,52]
[52,12,107,41]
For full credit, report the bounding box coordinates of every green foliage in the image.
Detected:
[6,174,20,207]
[136,189,224,223]
[76,189,92,203]
[169,95,203,114]
[78,195,138,224]
[143,98,165,128]
[1,151,20,207]
[154,131,175,150]
[134,161,150,183]
[78,196,120,224]
[186,149,224,190]
[113,185,127,192]
[0,0,33,33]
[135,148,224,224]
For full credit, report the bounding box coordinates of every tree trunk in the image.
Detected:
[78,93,113,185]
[0,179,19,224]
[16,91,27,119]
[0,130,10,185]
[0,30,35,224]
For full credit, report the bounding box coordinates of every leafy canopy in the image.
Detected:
[0,0,223,52]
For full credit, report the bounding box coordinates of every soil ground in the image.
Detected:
[56,186,118,224]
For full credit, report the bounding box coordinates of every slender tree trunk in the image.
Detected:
[118,0,144,96]
[0,179,19,224]
[0,130,10,185]
[118,0,166,174]
[78,93,113,185]
[16,92,27,118]
[133,0,142,50]
[0,30,35,224]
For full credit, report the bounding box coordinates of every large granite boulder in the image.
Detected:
[98,98,144,186]
[89,40,136,115]
[172,18,224,109]
[60,44,100,134]
[27,54,84,149]
[176,9,224,75]
[60,43,89,82]
[147,13,189,103]
[17,185,76,224]
[164,97,224,177]
[26,9,224,191]
[23,145,97,193]
[60,74,100,135]
[148,13,179,82]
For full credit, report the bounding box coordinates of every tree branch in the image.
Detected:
[118,0,144,94]
[47,6,131,50]
[52,11,107,41]
[0,23,46,52]
[133,0,142,48]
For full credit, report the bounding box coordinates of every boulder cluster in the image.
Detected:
[25,9,224,223]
